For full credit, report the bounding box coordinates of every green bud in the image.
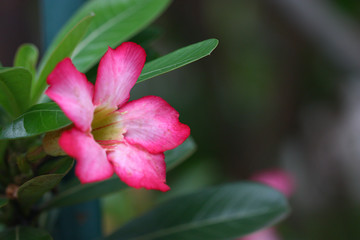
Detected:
[43,129,67,156]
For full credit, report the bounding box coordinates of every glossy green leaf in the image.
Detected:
[32,14,94,103]
[17,158,73,209]
[0,197,8,208]
[138,39,219,83]
[67,0,171,73]
[0,102,71,140]
[42,137,196,210]
[14,43,39,80]
[105,182,290,240]
[165,137,196,171]
[0,67,32,117]
[0,226,52,240]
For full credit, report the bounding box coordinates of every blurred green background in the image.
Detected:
[3,0,360,239]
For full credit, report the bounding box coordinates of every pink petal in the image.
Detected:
[93,42,146,108]
[108,143,170,191]
[59,128,114,183]
[240,228,281,240]
[119,96,190,154]
[250,169,295,198]
[46,58,94,132]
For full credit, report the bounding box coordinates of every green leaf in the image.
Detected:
[32,14,94,103]
[37,157,74,175]
[0,102,71,140]
[0,226,53,240]
[138,39,219,83]
[17,158,73,209]
[42,176,126,210]
[14,43,39,80]
[0,67,32,117]
[42,137,196,210]
[0,106,12,126]
[67,0,171,73]
[105,182,290,240]
[0,197,8,208]
[165,137,196,171]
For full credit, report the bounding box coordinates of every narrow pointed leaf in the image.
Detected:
[105,182,290,240]
[0,226,52,240]
[138,39,219,83]
[17,158,73,209]
[0,102,71,140]
[14,43,39,80]
[32,14,94,103]
[66,0,171,73]
[0,67,32,117]
[42,137,196,210]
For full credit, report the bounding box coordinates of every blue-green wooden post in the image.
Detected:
[40,1,103,239]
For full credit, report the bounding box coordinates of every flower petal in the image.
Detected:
[108,143,170,191]
[119,96,190,153]
[93,42,146,108]
[241,228,280,240]
[46,58,94,132]
[59,128,114,183]
[250,169,295,198]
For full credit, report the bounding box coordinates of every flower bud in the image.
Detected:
[43,129,67,156]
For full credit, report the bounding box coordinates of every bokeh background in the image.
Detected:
[2,0,360,239]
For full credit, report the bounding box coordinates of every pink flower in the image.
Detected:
[241,228,281,240]
[239,169,294,240]
[250,169,295,198]
[45,42,190,191]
